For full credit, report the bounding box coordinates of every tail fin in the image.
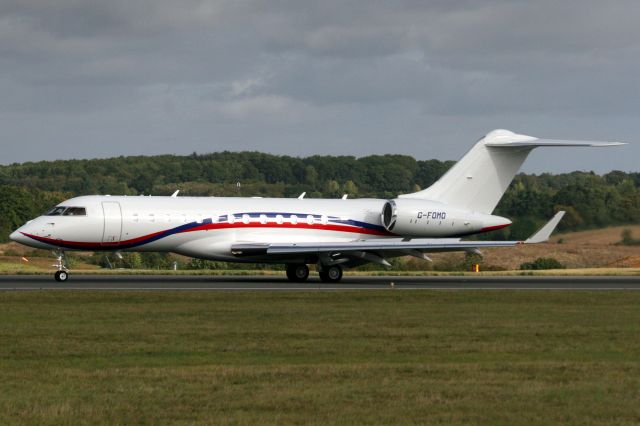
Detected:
[399,129,624,214]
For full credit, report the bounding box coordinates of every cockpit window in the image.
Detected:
[45,206,67,216]
[63,207,87,216]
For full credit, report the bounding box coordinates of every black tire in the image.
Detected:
[286,264,309,282]
[319,265,343,283]
[54,270,68,282]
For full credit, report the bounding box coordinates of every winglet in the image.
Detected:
[525,211,565,244]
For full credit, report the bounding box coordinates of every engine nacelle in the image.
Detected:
[381,198,511,238]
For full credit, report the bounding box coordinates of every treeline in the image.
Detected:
[1,152,638,241]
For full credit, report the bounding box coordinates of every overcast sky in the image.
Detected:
[0,1,637,172]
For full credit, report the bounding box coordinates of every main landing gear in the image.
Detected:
[53,250,69,282]
[319,265,343,283]
[285,264,343,283]
[286,264,309,282]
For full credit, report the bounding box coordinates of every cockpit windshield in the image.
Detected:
[63,207,86,216]
[44,206,87,216]
[45,206,67,216]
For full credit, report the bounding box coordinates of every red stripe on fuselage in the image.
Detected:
[21,222,392,250]
[183,221,392,236]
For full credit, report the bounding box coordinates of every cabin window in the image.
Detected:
[307,215,314,225]
[290,215,298,225]
[62,207,86,216]
[276,215,283,225]
[45,207,67,216]
[242,214,250,224]
[228,214,235,224]
[260,214,267,224]
[321,215,328,225]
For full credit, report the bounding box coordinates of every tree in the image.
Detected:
[343,180,358,197]
[0,151,639,243]
[304,165,318,187]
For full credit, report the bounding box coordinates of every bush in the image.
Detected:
[187,259,228,270]
[186,258,277,270]
[88,252,176,269]
[618,228,640,246]
[520,257,564,270]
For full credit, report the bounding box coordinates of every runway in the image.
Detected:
[1,274,640,290]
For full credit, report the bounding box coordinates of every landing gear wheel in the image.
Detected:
[54,270,69,282]
[319,265,343,283]
[286,264,309,282]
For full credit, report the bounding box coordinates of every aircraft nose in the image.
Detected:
[10,229,26,244]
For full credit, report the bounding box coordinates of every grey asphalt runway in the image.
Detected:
[0,274,639,290]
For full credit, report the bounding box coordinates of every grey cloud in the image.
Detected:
[0,0,637,173]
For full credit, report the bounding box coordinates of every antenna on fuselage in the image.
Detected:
[298,192,306,199]
[171,190,180,197]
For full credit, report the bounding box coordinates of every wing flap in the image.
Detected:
[262,239,518,255]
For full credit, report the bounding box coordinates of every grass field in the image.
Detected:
[1,291,640,424]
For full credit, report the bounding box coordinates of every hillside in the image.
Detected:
[550,225,640,245]
[431,225,640,270]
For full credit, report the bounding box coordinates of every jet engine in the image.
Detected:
[381,198,511,238]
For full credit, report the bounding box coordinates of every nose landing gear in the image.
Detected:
[53,250,69,282]
[54,270,68,282]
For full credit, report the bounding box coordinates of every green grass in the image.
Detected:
[1,291,640,424]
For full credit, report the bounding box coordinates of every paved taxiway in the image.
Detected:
[0,275,639,290]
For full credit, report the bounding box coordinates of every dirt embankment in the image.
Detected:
[479,225,640,270]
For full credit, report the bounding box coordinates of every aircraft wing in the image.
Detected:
[231,212,565,262]
[243,239,518,255]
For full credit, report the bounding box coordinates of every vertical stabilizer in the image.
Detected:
[399,129,624,214]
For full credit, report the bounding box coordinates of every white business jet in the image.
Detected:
[10,130,623,282]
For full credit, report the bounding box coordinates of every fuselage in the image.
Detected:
[10,195,510,263]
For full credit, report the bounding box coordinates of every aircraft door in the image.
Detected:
[102,201,122,245]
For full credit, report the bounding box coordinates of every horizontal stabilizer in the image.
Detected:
[525,211,565,244]
[486,139,626,148]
